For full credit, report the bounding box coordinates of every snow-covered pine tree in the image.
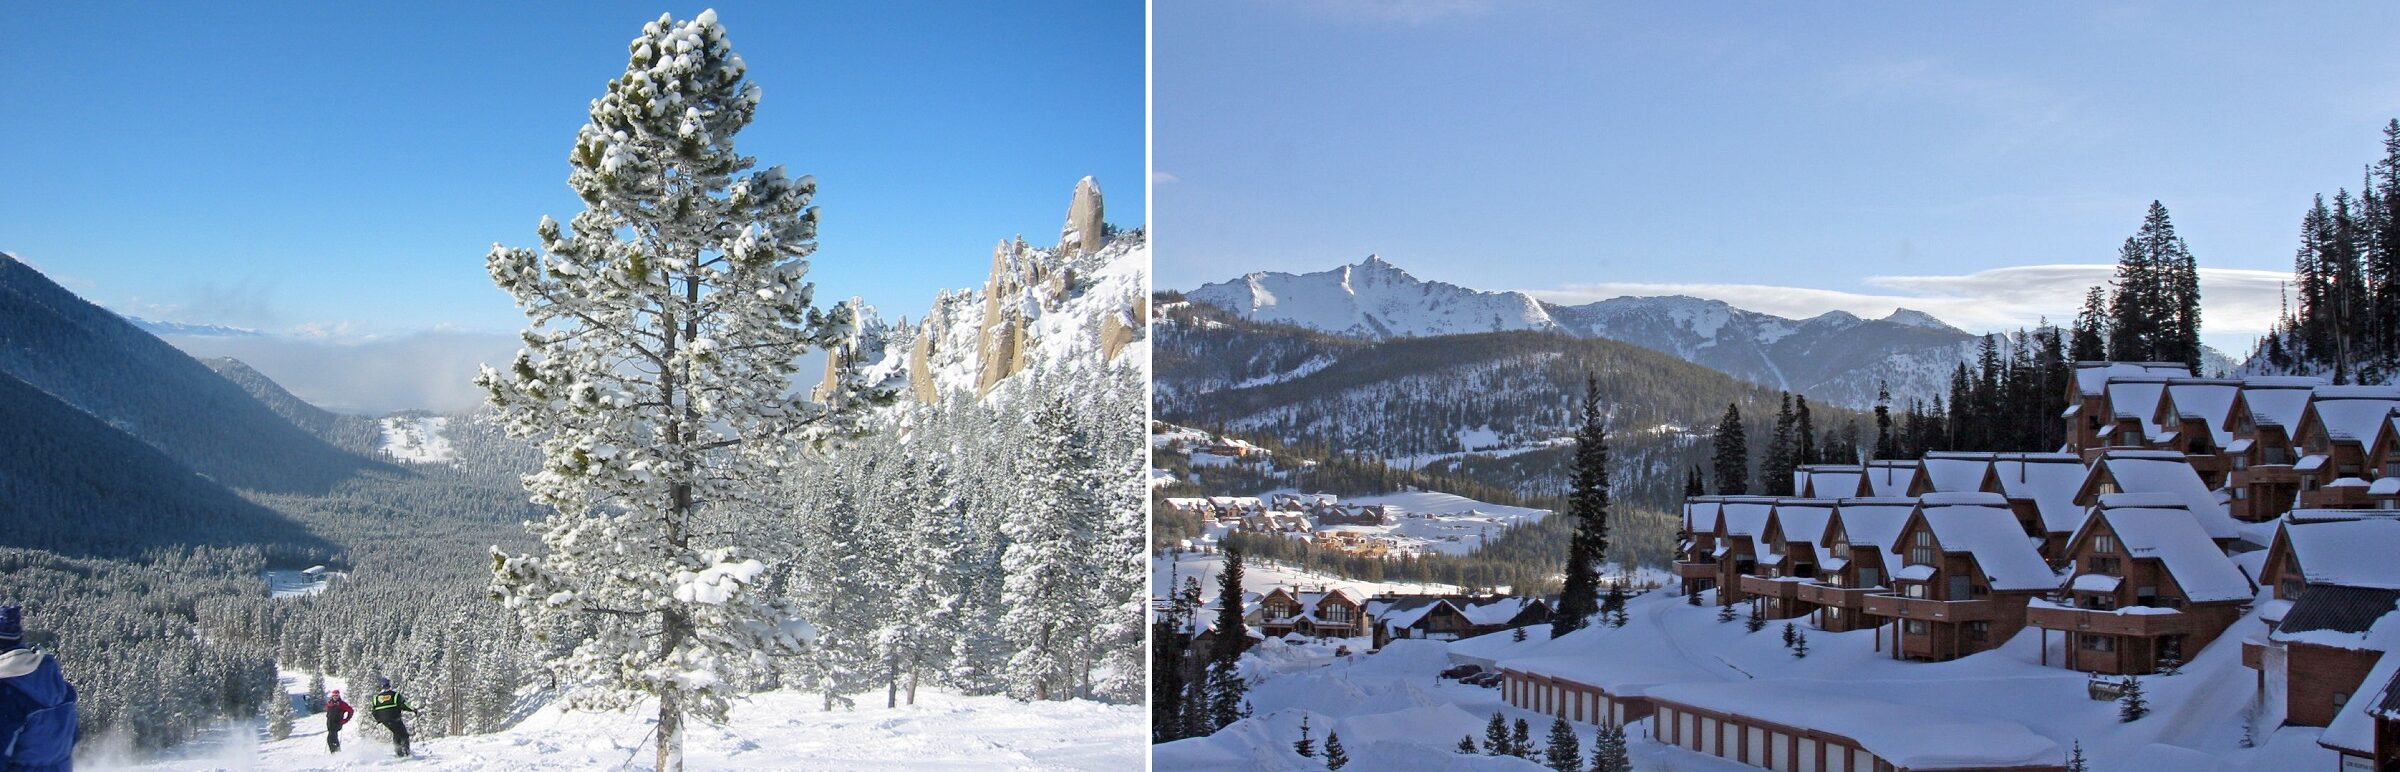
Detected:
[1323,731,1349,770]
[1485,711,1509,756]
[1294,715,1316,757]
[1458,735,1478,754]
[1511,718,1534,759]
[1782,622,1797,648]
[265,676,294,741]
[1086,366,1151,703]
[2119,676,2149,722]
[1591,723,1629,772]
[1207,548,1251,730]
[1746,604,1766,633]
[481,10,891,770]
[1717,601,1736,624]
[1543,718,1580,772]
[1552,374,1611,639]
[1001,397,1105,700]
[305,672,326,714]
[1793,632,1809,658]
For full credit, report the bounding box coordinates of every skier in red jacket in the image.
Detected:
[323,689,354,753]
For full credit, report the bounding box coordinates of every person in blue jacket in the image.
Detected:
[0,605,76,772]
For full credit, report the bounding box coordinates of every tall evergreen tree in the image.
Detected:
[1151,619,1185,743]
[1207,549,1250,730]
[1762,394,1796,497]
[2070,286,2110,362]
[1685,466,1705,498]
[1485,711,1510,756]
[1591,723,1629,772]
[1544,718,1582,772]
[479,12,886,769]
[1794,396,1818,467]
[1711,404,1749,495]
[1873,381,1897,460]
[1511,718,1534,759]
[1552,375,1611,639]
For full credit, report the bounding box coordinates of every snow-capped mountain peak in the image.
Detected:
[1883,307,1962,333]
[1187,255,1556,339]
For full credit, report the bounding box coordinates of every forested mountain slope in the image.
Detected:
[0,254,386,493]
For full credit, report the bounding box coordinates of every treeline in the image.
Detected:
[1209,502,1678,595]
[2253,119,2400,384]
[2066,202,2205,373]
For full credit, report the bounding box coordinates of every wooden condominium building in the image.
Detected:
[1739,499,1838,622]
[1646,682,2064,772]
[2289,386,2400,511]
[1689,496,1778,607]
[1676,498,1723,599]
[1255,587,1369,639]
[2025,496,2254,675]
[2074,448,2238,548]
[1798,498,1917,634]
[2226,377,2328,521]
[2250,513,2400,731]
[1366,594,1550,649]
[2152,378,2245,487]
[2064,361,2192,454]
[1862,492,2057,662]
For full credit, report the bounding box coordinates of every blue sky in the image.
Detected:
[1,1,1143,337]
[1156,1,2400,352]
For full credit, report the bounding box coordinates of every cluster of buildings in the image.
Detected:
[1174,584,1554,654]
[1494,363,2400,772]
[1159,493,1400,551]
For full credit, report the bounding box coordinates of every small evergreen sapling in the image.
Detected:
[1718,602,1737,624]
[1294,715,1316,758]
[1782,622,1798,648]
[1544,718,1581,772]
[1512,717,1534,758]
[1486,711,1510,755]
[1610,607,1629,628]
[1793,632,1810,659]
[1746,604,1767,633]
[2066,740,2088,771]
[265,688,295,741]
[2159,653,2183,676]
[1514,626,1528,643]
[305,672,327,713]
[1323,731,1349,770]
[1591,723,1630,772]
[1459,735,1479,754]
[2119,676,2149,722]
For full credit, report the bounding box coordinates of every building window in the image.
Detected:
[1968,621,1990,641]
[1906,620,1929,635]
[2097,480,2119,495]
[2093,535,2116,554]
[2092,556,2122,575]
[1855,567,1882,588]
[1904,583,1927,599]
[2233,488,2248,500]
[2081,635,2116,652]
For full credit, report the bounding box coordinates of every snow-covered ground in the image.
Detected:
[377,415,453,464]
[1258,488,1550,557]
[1160,546,2336,771]
[116,671,1142,771]
[1156,550,1463,599]
[261,569,340,599]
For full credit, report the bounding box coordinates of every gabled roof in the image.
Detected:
[2328,651,2400,754]
[1716,497,1776,539]
[1798,464,1867,498]
[1460,597,1544,626]
[1921,452,1997,493]
[1990,452,2091,534]
[2282,517,2400,590]
[1863,460,1920,496]
[2075,505,2252,603]
[1831,498,1918,553]
[1917,495,2059,592]
[2240,379,2323,429]
[2087,450,2234,540]
[2073,361,2190,397]
[2104,377,2172,440]
[2300,389,2400,447]
[1683,498,1723,532]
[2162,379,2242,445]
[2274,585,2400,640]
[1768,499,1838,549]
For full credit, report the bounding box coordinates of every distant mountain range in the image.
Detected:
[1185,256,2235,408]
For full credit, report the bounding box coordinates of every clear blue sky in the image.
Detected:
[2,2,1143,336]
[1156,1,2400,351]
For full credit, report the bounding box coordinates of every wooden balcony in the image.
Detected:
[1674,558,1718,580]
[1861,593,2005,623]
[1737,574,1811,602]
[2234,465,2303,486]
[2025,601,2202,638]
[1795,582,1879,610]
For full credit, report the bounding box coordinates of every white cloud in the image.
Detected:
[161,330,522,415]
[1522,262,2293,354]
[1151,170,1181,184]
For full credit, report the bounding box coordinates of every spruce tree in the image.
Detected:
[1712,404,1749,495]
[1512,718,1534,759]
[2071,286,2109,362]
[1685,466,1705,497]
[1717,602,1737,624]
[1486,711,1510,756]
[1745,604,1766,633]
[1781,622,1797,648]
[1459,735,1479,754]
[1873,381,1897,460]
[1793,632,1809,659]
[1151,620,1186,742]
[2067,740,2089,772]
[1208,549,1251,730]
[479,12,888,769]
[1295,715,1316,758]
[1763,394,1796,496]
[305,672,326,714]
[1544,718,1582,772]
[1552,375,1611,639]
[1323,731,1349,770]
[1591,723,1629,772]
[1794,396,1818,467]
[2119,676,2149,722]
[265,682,294,741]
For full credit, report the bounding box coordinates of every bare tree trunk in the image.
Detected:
[886,658,899,709]
[905,652,921,706]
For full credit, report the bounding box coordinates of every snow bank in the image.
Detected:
[1646,681,2061,769]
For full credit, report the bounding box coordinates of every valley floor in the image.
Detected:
[1158,554,2336,771]
[110,682,1142,771]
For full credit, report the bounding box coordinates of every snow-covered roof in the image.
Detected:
[1918,498,2059,592]
[1460,597,1540,626]
[1920,452,1995,493]
[1989,453,2091,534]
[2105,378,2171,437]
[1798,465,1867,498]
[2284,517,2400,590]
[2304,392,2400,446]
[2164,379,2241,445]
[2079,505,2252,602]
[1683,498,1722,532]
[2074,361,2189,397]
[2272,586,2400,650]
[2373,477,2400,497]
[2324,650,2400,754]
[1863,461,1920,496]
[1716,498,1776,539]
[1368,597,1452,631]
[2090,451,2235,540]
[2241,381,2321,429]
[1769,499,1838,547]
[1643,682,2061,770]
[1832,498,1918,553]
[2072,573,2122,592]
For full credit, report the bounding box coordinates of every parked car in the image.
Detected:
[1464,671,1503,688]
[1438,664,1484,680]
